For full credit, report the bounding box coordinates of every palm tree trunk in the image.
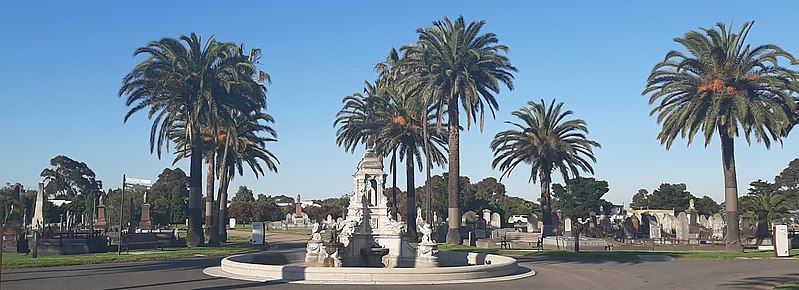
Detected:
[186,137,205,247]
[391,150,398,220]
[216,136,231,242]
[720,130,743,252]
[406,149,418,241]
[206,157,219,246]
[446,97,461,245]
[423,112,433,225]
[540,170,554,237]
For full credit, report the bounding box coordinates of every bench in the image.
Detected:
[501,232,542,250]
[121,233,165,252]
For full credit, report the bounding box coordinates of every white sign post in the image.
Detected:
[773,225,790,257]
[252,222,265,245]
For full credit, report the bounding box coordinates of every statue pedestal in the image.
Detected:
[139,203,152,230]
[415,241,439,268]
[305,238,324,266]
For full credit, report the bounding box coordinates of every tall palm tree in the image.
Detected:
[490,100,600,237]
[643,22,799,252]
[119,34,267,247]
[402,16,516,244]
[373,88,448,241]
[216,111,279,241]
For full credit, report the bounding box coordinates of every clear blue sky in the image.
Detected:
[2,1,798,205]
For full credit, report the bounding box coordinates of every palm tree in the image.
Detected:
[119,34,267,247]
[216,111,279,241]
[401,16,516,244]
[643,22,799,252]
[490,99,600,237]
[742,192,789,224]
[373,88,448,241]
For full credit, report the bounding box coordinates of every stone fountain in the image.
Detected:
[305,143,436,268]
[204,143,534,284]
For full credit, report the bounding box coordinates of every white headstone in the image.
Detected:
[252,222,265,245]
[326,214,333,225]
[32,182,45,229]
[482,209,492,225]
[650,224,662,239]
[490,212,501,229]
[564,217,572,232]
[774,225,790,257]
[229,218,236,229]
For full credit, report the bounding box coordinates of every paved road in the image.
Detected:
[3,232,799,289]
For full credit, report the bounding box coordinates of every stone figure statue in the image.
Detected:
[419,223,433,244]
[311,222,322,241]
[142,192,148,204]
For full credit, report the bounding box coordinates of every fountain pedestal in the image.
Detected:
[322,241,344,267]
[415,241,439,268]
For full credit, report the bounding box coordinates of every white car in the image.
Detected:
[507,215,529,224]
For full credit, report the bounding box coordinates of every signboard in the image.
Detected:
[252,222,265,245]
[124,178,152,190]
[774,225,790,257]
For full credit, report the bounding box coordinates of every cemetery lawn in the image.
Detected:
[438,245,799,262]
[1,236,268,269]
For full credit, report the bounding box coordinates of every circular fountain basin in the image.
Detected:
[204,249,535,285]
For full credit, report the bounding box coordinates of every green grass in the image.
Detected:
[776,280,799,289]
[1,236,268,269]
[438,244,799,262]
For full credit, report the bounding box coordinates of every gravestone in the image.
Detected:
[433,212,438,224]
[527,214,539,232]
[490,212,501,229]
[95,194,107,230]
[33,183,45,229]
[698,215,708,228]
[326,214,333,225]
[139,192,152,230]
[685,199,698,227]
[3,185,24,252]
[336,217,344,224]
[563,217,572,235]
[462,211,478,225]
[711,213,724,240]
[599,216,611,229]
[482,209,492,225]
[623,217,634,238]
[755,210,769,239]
[589,211,597,228]
[474,229,487,239]
[675,212,690,241]
[649,216,661,239]
[631,214,640,233]
[229,218,236,229]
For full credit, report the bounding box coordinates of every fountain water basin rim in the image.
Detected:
[204,250,535,285]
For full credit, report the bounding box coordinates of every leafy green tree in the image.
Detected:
[232,186,256,203]
[643,21,799,252]
[630,189,650,208]
[551,177,613,220]
[774,158,799,208]
[491,100,600,237]
[401,16,516,244]
[40,155,102,199]
[120,34,268,247]
[148,168,189,224]
[648,183,694,213]
[696,195,722,216]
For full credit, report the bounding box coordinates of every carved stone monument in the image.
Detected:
[95,194,107,230]
[310,142,432,268]
[139,192,152,230]
[33,183,45,230]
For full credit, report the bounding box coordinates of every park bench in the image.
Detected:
[501,232,542,250]
[121,233,165,252]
